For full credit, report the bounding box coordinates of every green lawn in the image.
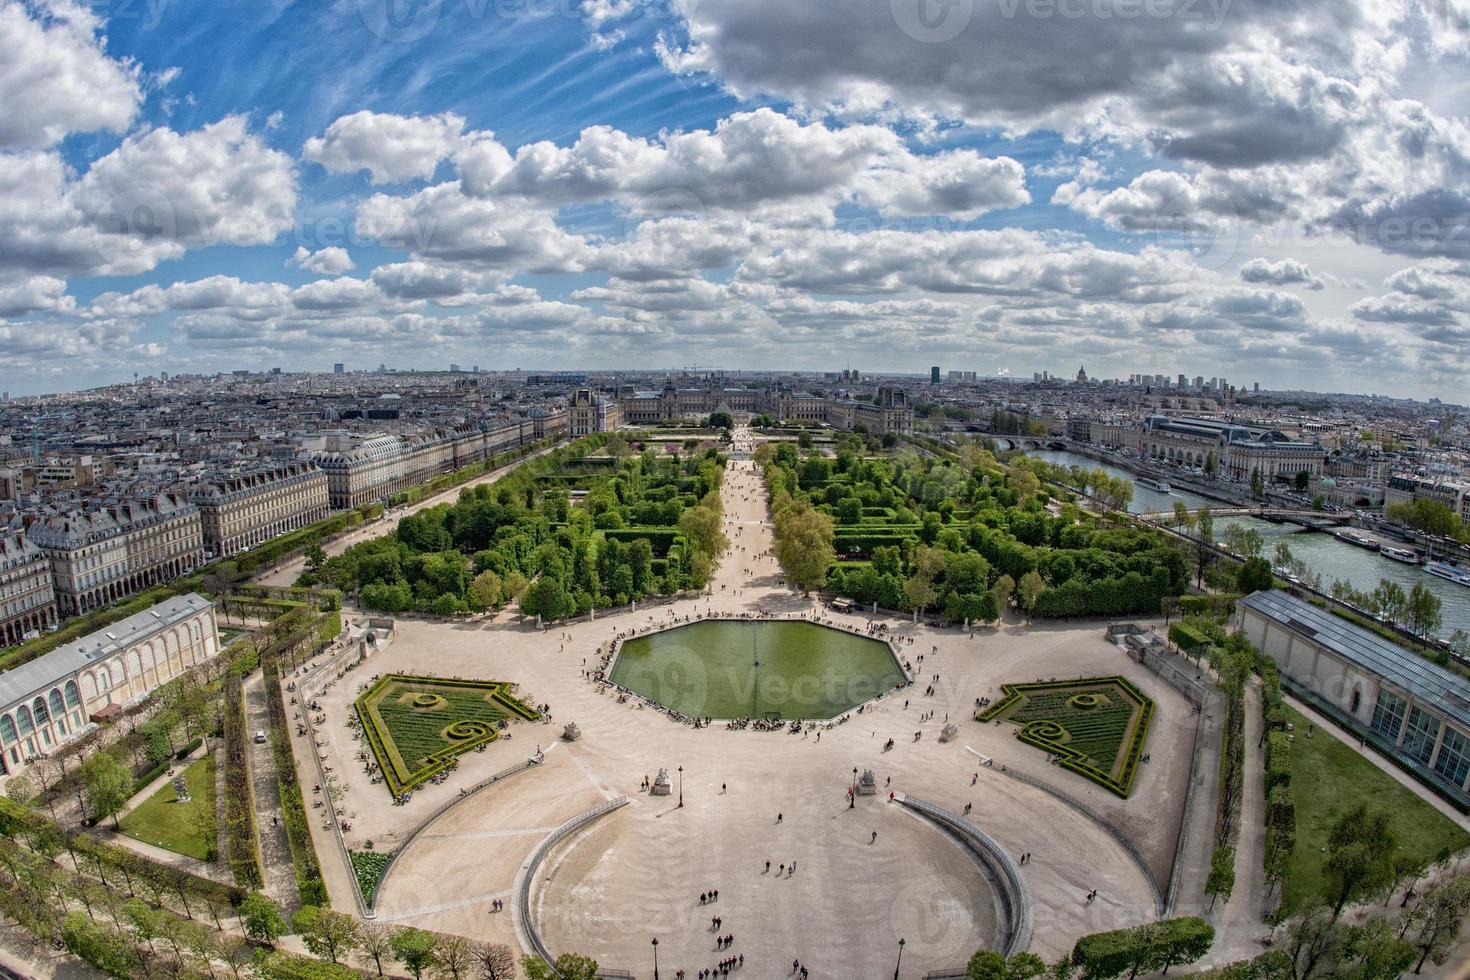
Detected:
[1280,707,1470,915]
[119,755,217,862]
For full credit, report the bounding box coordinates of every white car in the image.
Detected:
[254,730,268,744]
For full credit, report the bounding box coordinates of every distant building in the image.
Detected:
[190,462,330,558]
[29,494,204,617]
[1076,365,1088,383]
[1143,416,1324,480]
[0,593,218,775]
[931,366,941,384]
[0,531,57,647]
[333,363,344,374]
[568,389,623,437]
[1236,590,1470,809]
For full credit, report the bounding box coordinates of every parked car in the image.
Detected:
[254,730,268,744]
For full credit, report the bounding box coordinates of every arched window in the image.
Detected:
[142,643,156,670]
[97,667,110,691]
[0,715,15,743]
[32,697,49,725]
[65,681,80,708]
[49,690,64,717]
[81,673,98,701]
[127,649,142,678]
[16,706,33,735]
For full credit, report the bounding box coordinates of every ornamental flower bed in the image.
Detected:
[978,675,1154,797]
[355,674,540,797]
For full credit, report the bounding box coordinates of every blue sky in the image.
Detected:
[1,0,1467,398]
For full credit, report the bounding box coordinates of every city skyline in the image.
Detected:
[0,2,1465,400]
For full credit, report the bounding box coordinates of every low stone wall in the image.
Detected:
[899,796,1032,957]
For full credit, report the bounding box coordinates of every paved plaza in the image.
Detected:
[296,434,1202,975]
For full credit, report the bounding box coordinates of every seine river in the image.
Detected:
[1028,449,1470,638]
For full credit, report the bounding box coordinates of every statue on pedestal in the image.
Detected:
[171,775,191,802]
[561,722,582,742]
[650,768,672,796]
[939,723,959,743]
[858,769,878,795]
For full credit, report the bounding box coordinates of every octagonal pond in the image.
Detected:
[608,619,906,719]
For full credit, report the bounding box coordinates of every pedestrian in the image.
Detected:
[779,863,785,875]
[713,889,719,901]
[765,859,771,873]
[971,772,978,785]
[777,812,783,823]
[722,782,727,793]
[871,830,878,843]
[700,892,707,904]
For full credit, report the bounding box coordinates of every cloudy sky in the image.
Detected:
[1,0,1468,398]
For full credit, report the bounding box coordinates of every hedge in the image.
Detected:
[264,662,328,907]
[601,527,682,557]
[1169,623,1211,654]
[220,674,265,889]
[1265,730,1293,794]
[1178,593,1243,617]
[1072,916,1215,979]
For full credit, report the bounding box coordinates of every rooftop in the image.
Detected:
[1240,589,1470,728]
[0,592,213,707]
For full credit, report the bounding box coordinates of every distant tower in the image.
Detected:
[1076,365,1088,383]
[931,366,941,383]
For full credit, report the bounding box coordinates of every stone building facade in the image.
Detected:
[28,493,204,617]
[0,593,218,775]
[190,462,330,558]
[1143,416,1324,480]
[567,390,623,437]
[0,532,58,647]
[614,381,913,436]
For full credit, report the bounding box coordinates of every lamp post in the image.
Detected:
[651,938,659,980]
[678,765,684,808]
[893,938,906,980]
[850,766,858,808]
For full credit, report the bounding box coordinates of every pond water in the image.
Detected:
[609,620,906,719]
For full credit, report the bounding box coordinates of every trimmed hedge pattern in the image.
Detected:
[220,674,265,888]
[355,674,540,798]
[979,675,1155,797]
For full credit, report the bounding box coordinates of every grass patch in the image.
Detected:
[978,676,1154,797]
[355,674,540,797]
[119,755,217,862]
[1280,707,1470,916]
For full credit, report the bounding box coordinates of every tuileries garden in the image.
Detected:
[1,426,1467,980]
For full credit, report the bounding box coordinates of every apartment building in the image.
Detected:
[0,593,218,774]
[190,462,330,558]
[28,493,204,617]
[0,532,58,647]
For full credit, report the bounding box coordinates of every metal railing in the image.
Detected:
[991,766,1165,917]
[516,797,631,967]
[367,756,544,914]
[900,797,1032,957]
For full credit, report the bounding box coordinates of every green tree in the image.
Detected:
[1237,557,1274,594]
[305,543,327,571]
[1405,582,1442,640]
[1194,508,1214,587]
[1205,847,1236,911]
[294,906,361,964]
[1294,470,1310,491]
[80,752,131,828]
[992,574,1015,613]
[240,891,286,944]
[468,569,503,611]
[1408,873,1470,974]
[389,926,439,979]
[1324,805,1399,918]
[1017,570,1045,616]
[772,498,836,593]
[521,952,600,980]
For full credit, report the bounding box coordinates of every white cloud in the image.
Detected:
[288,246,356,276]
[0,0,141,149]
[304,111,466,184]
[1239,257,1325,290]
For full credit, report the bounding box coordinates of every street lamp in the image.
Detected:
[893,938,906,980]
[850,766,858,808]
[678,765,684,808]
[651,938,659,980]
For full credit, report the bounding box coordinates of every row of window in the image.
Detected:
[1370,690,1470,788]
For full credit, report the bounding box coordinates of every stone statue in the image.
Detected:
[561,722,582,742]
[858,769,878,795]
[939,723,959,743]
[651,768,672,796]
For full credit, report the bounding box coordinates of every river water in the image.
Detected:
[1027,449,1470,638]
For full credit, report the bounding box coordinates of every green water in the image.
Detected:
[609,620,905,719]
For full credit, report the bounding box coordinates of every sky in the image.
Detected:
[0,0,1468,399]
